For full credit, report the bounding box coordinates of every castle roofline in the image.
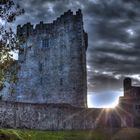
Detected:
[17,9,83,38]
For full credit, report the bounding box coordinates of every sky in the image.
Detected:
[13,0,140,108]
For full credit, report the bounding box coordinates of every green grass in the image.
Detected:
[0,128,139,140]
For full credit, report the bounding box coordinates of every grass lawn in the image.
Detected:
[0,128,140,140]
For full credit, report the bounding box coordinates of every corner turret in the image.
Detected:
[124,77,132,96]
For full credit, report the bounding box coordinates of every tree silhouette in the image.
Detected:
[0,0,24,90]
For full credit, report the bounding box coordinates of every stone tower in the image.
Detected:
[123,77,132,96]
[13,9,88,108]
[119,78,140,127]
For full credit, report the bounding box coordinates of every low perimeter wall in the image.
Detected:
[0,101,130,130]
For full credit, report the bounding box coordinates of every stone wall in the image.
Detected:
[0,101,127,130]
[119,96,140,127]
[11,9,88,108]
[119,78,140,127]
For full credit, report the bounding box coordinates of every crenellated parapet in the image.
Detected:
[14,9,88,108]
[17,9,83,38]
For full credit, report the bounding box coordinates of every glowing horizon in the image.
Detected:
[87,91,122,108]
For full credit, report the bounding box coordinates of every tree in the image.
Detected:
[0,0,24,90]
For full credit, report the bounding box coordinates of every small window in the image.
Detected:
[42,39,48,48]
[39,63,43,72]
[60,78,63,86]
[42,39,46,47]
[59,64,63,71]
[40,77,43,85]
[61,45,66,48]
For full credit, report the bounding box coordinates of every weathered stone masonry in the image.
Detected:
[0,101,124,130]
[0,10,136,130]
[13,9,88,108]
[0,101,98,130]
[0,9,93,130]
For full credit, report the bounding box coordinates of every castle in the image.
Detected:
[0,10,139,130]
[13,9,88,108]
[119,77,140,127]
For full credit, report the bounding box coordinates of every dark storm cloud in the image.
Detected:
[84,0,140,19]
[95,21,130,42]
[88,71,123,92]
[15,0,86,24]
[86,0,140,92]
[13,0,140,93]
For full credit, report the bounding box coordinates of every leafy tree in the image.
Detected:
[0,0,24,90]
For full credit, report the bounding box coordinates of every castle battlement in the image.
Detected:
[13,9,88,108]
[17,9,83,38]
[1,10,139,131]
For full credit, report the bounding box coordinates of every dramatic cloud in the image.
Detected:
[13,0,140,106]
[86,0,140,93]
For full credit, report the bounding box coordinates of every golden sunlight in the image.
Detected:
[88,94,119,109]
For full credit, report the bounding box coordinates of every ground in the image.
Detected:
[0,128,140,140]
